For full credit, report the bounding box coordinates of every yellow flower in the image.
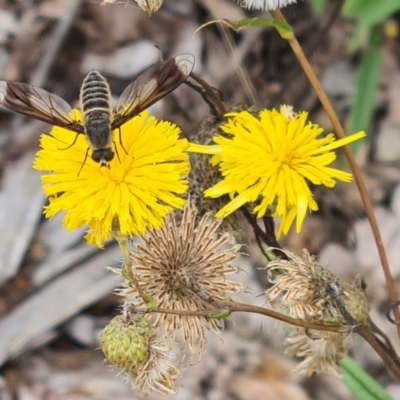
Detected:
[33,110,190,247]
[188,106,365,237]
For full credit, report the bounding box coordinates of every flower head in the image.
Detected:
[116,203,244,352]
[237,0,298,10]
[101,313,181,396]
[189,106,365,237]
[264,248,370,376]
[266,248,369,324]
[33,110,189,247]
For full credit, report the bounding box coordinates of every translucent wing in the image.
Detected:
[112,54,194,129]
[0,81,84,132]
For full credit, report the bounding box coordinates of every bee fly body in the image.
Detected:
[0,53,195,171]
[80,70,114,166]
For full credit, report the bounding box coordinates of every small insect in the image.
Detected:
[0,54,194,168]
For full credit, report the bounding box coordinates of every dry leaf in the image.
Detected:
[134,0,163,15]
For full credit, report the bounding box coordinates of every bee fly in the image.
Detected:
[0,53,195,169]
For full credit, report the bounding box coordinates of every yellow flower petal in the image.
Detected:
[188,107,365,237]
[34,110,189,247]
[187,143,221,155]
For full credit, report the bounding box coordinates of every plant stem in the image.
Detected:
[270,9,400,340]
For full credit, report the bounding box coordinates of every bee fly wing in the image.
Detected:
[0,81,84,132]
[112,53,195,129]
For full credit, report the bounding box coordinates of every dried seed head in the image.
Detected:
[264,248,370,376]
[117,202,244,353]
[133,331,181,396]
[265,248,369,324]
[284,328,351,377]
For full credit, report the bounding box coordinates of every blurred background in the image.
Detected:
[0,0,400,398]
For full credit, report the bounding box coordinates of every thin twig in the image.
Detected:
[354,325,400,380]
[202,0,260,106]
[113,232,148,302]
[135,302,348,333]
[270,9,400,340]
[241,208,287,260]
[139,299,400,379]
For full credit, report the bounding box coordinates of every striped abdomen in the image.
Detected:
[80,70,112,121]
[80,70,114,165]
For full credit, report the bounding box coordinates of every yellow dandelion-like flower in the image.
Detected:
[116,202,244,352]
[188,106,365,237]
[33,110,189,247]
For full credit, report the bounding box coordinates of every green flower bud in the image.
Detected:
[101,315,151,374]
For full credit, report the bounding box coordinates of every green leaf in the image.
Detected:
[342,0,400,49]
[235,18,294,39]
[340,357,394,400]
[348,27,382,154]
[310,0,326,14]
[343,0,400,24]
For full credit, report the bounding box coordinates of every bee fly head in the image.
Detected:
[92,148,114,167]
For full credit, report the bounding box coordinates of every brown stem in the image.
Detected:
[354,325,400,380]
[270,9,400,340]
[189,72,228,116]
[241,208,287,260]
[140,300,400,379]
[137,302,348,333]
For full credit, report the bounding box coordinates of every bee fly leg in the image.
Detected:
[113,140,122,163]
[77,147,91,177]
[58,132,81,151]
[117,126,130,157]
